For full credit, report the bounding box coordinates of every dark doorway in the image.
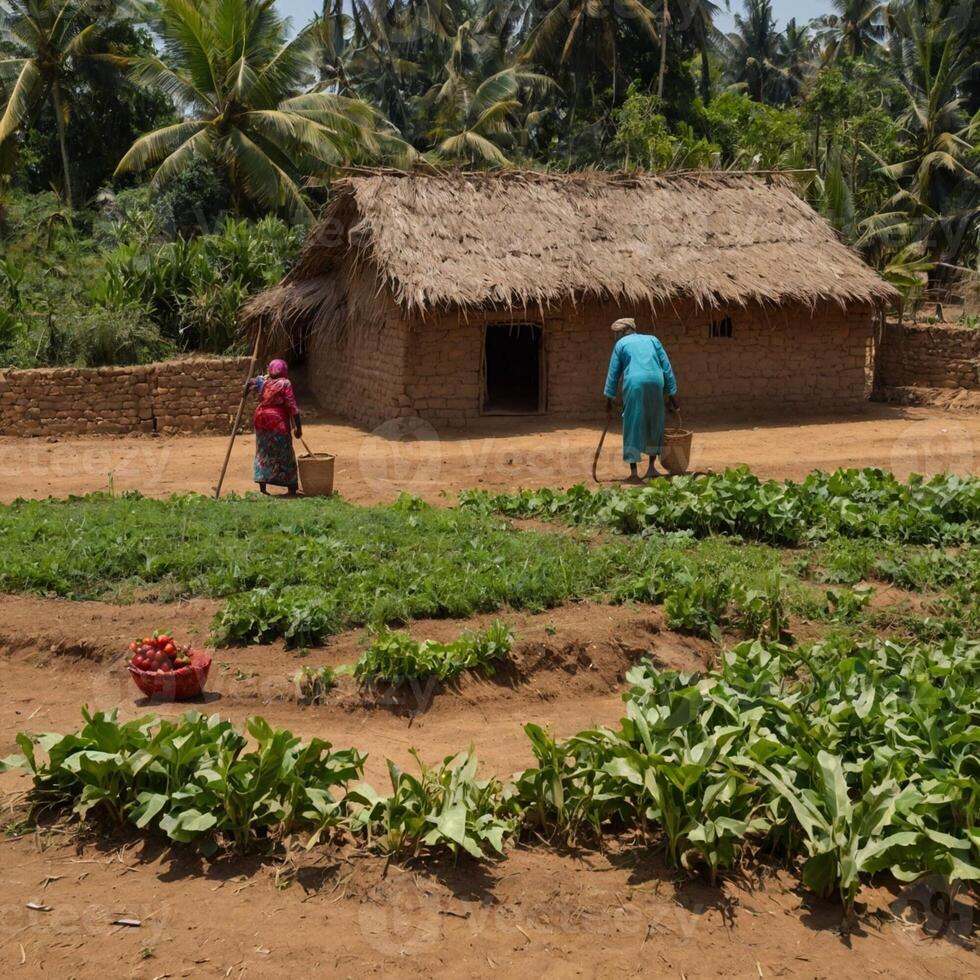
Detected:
[482,323,544,414]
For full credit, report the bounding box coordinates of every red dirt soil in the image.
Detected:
[1,404,978,503]
[0,596,977,978]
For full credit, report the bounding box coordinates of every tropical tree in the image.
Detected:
[858,6,980,276]
[773,17,816,102]
[115,0,412,222]
[674,0,724,103]
[816,0,885,62]
[424,16,554,165]
[0,0,118,208]
[718,0,782,105]
[519,0,660,105]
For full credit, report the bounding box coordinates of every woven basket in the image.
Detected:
[128,651,211,701]
[661,410,693,475]
[298,453,335,496]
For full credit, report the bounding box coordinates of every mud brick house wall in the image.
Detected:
[245,170,894,428]
[0,357,250,437]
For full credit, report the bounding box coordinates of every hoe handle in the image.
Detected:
[215,328,262,499]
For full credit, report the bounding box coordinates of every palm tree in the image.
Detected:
[858,8,979,275]
[774,17,815,102]
[816,0,885,61]
[425,19,554,165]
[718,0,782,104]
[519,0,659,105]
[115,0,411,222]
[0,0,115,208]
[674,0,724,103]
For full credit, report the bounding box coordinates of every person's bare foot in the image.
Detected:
[621,473,644,485]
[643,464,661,479]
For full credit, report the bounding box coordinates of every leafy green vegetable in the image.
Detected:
[354,621,514,685]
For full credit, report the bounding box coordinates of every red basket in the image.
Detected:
[128,651,212,701]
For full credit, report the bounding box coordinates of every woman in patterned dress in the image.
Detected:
[250,358,302,495]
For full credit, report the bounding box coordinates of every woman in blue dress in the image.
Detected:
[602,318,679,482]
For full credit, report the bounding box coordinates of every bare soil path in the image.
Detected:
[1,404,978,503]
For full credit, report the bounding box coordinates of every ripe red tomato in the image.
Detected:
[164,642,175,655]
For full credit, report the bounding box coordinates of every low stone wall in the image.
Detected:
[876,322,980,396]
[0,357,251,437]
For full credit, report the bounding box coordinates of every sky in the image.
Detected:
[277,1,832,36]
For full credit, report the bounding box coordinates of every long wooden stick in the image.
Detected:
[592,413,611,484]
[214,328,262,499]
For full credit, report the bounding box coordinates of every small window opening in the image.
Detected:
[709,315,733,338]
[481,323,544,414]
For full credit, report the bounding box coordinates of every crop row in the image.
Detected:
[0,479,976,648]
[5,635,978,915]
[460,467,980,545]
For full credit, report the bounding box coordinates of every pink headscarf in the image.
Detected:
[268,359,288,378]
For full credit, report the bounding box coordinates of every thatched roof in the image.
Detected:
[245,170,895,329]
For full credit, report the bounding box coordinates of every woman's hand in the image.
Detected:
[605,397,614,413]
[667,394,680,411]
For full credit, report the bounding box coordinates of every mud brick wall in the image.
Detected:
[395,299,874,426]
[0,357,251,436]
[304,269,412,428]
[877,322,980,392]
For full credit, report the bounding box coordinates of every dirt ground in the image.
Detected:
[1,408,978,977]
[0,595,977,978]
[1,403,978,503]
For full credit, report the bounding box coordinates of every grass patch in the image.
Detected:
[0,485,975,647]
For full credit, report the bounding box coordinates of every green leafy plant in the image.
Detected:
[354,621,514,685]
[350,749,515,860]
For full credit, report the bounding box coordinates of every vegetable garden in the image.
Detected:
[0,465,978,962]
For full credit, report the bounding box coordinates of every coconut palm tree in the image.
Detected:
[816,0,885,62]
[858,8,979,274]
[674,0,724,103]
[421,15,553,165]
[774,17,815,102]
[519,0,659,105]
[718,0,782,104]
[0,0,115,208]
[115,0,411,222]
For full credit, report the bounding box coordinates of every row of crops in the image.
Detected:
[4,634,978,914]
[1,469,978,647]
[460,467,980,545]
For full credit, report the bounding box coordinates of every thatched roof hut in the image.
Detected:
[245,170,895,427]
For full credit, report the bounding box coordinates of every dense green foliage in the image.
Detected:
[460,467,980,545]
[0,190,299,366]
[0,470,977,646]
[354,621,514,684]
[5,632,978,904]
